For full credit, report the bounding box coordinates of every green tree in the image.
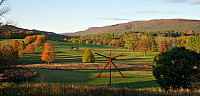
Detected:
[153,47,200,90]
[82,48,95,63]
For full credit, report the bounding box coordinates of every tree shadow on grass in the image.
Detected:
[118,58,152,63]
[113,80,159,89]
[28,69,99,85]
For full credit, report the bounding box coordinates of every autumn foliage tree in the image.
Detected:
[18,42,25,58]
[82,48,95,63]
[0,40,25,73]
[11,40,24,58]
[12,39,20,51]
[25,45,35,54]
[41,43,55,66]
[0,43,18,68]
[135,39,152,57]
[37,35,47,43]
[34,40,42,48]
[24,35,47,45]
[24,36,34,45]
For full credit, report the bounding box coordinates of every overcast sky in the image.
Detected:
[3,0,200,34]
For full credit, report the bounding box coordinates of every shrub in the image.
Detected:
[153,47,200,90]
[82,48,95,63]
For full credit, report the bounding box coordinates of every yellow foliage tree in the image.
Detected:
[82,48,95,63]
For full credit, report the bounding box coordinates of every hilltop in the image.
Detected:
[63,19,200,36]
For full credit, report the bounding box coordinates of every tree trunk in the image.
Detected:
[144,51,146,57]
[48,62,50,66]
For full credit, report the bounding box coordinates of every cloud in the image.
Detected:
[158,0,186,3]
[186,0,200,4]
[158,0,200,4]
[133,0,200,4]
[137,10,177,14]
[99,18,132,21]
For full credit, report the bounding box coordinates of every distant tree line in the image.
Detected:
[65,30,200,56]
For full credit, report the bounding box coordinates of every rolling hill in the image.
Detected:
[63,19,200,36]
[0,25,70,41]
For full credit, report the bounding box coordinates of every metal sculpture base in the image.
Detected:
[95,50,127,85]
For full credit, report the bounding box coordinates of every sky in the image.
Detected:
[2,0,200,34]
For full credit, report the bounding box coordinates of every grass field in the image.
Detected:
[8,40,158,65]
[1,39,160,90]
[0,39,24,44]
[29,68,159,89]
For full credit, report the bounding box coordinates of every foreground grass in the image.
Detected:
[0,83,199,96]
[29,69,159,89]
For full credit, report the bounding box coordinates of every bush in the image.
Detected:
[82,48,95,63]
[153,47,200,90]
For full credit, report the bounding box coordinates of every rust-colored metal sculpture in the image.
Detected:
[95,50,127,85]
[158,42,170,53]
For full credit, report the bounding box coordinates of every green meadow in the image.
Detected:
[29,69,159,89]
[11,40,158,65]
[1,39,159,89]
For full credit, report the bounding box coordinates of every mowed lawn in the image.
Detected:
[1,39,159,89]
[29,68,159,89]
[1,40,159,65]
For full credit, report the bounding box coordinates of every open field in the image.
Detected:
[0,39,199,95]
[1,39,159,90]
[28,69,159,89]
[0,39,24,44]
[11,40,158,65]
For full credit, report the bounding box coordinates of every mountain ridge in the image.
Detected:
[62,19,200,36]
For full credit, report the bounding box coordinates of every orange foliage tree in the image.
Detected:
[24,35,47,45]
[37,35,47,43]
[25,45,35,54]
[41,43,55,66]
[0,41,25,72]
[24,36,34,45]
[34,40,42,48]
[11,40,24,58]
[135,39,152,57]
[12,40,20,51]
[18,42,25,58]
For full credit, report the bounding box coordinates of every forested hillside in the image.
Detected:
[0,25,70,41]
[63,19,200,36]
